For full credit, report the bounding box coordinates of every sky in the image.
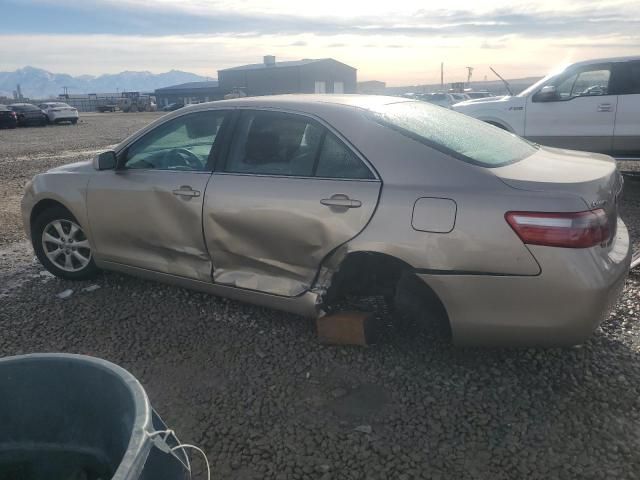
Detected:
[0,0,638,86]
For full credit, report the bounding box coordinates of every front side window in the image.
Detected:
[553,66,611,99]
[370,101,537,167]
[125,110,226,171]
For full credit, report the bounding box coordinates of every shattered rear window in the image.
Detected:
[368,101,537,167]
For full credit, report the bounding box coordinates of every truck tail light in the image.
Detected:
[505,209,610,248]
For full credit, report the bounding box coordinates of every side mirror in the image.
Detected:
[96,150,117,170]
[533,85,558,102]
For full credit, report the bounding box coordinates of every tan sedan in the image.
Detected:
[22,95,632,346]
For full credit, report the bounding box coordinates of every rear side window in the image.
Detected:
[369,101,537,167]
[225,110,374,179]
[612,61,640,95]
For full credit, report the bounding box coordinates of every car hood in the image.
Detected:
[47,159,95,174]
[453,95,518,110]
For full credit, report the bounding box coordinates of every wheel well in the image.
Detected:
[322,251,450,330]
[323,252,411,302]
[30,199,70,230]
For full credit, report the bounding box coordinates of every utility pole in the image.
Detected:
[465,67,474,86]
[440,62,444,89]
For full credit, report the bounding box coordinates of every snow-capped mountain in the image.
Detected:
[0,66,210,99]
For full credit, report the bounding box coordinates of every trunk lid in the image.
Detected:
[493,146,623,242]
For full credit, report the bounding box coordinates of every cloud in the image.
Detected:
[4,0,639,40]
[480,40,506,49]
[289,40,307,46]
[328,43,345,47]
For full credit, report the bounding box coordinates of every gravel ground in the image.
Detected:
[1,114,639,479]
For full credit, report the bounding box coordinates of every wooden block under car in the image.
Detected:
[316,311,380,346]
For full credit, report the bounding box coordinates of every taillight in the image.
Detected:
[11,112,16,118]
[505,209,610,248]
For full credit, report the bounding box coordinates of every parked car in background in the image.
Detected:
[9,103,47,127]
[39,102,79,124]
[453,56,640,156]
[417,92,458,108]
[162,102,184,112]
[22,95,631,347]
[449,92,471,102]
[96,104,117,113]
[0,105,18,129]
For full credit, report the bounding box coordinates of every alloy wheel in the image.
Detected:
[41,219,92,272]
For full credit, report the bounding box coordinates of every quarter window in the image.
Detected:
[125,110,226,171]
[315,134,374,179]
[630,62,640,94]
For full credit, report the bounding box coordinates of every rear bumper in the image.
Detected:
[49,111,79,122]
[0,118,16,127]
[418,219,631,347]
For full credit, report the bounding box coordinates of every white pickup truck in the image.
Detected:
[453,56,640,157]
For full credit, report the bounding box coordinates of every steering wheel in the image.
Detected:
[169,148,202,169]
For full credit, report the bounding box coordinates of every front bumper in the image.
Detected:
[419,219,632,347]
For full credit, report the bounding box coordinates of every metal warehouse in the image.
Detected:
[218,56,357,96]
[155,80,224,108]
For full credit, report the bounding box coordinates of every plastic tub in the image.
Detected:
[0,353,188,480]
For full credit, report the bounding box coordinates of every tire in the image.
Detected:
[71,119,78,125]
[32,206,98,280]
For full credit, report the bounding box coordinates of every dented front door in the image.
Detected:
[87,109,229,281]
[88,170,213,281]
[202,109,381,296]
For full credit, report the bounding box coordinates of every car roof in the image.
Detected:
[185,94,412,113]
[570,56,640,68]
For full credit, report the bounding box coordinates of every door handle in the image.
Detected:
[172,186,201,198]
[320,194,362,209]
[597,103,612,112]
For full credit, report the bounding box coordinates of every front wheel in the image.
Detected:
[71,118,78,125]
[32,206,98,280]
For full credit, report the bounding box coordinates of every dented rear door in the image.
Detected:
[203,109,381,296]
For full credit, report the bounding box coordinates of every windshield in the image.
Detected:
[369,101,537,167]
